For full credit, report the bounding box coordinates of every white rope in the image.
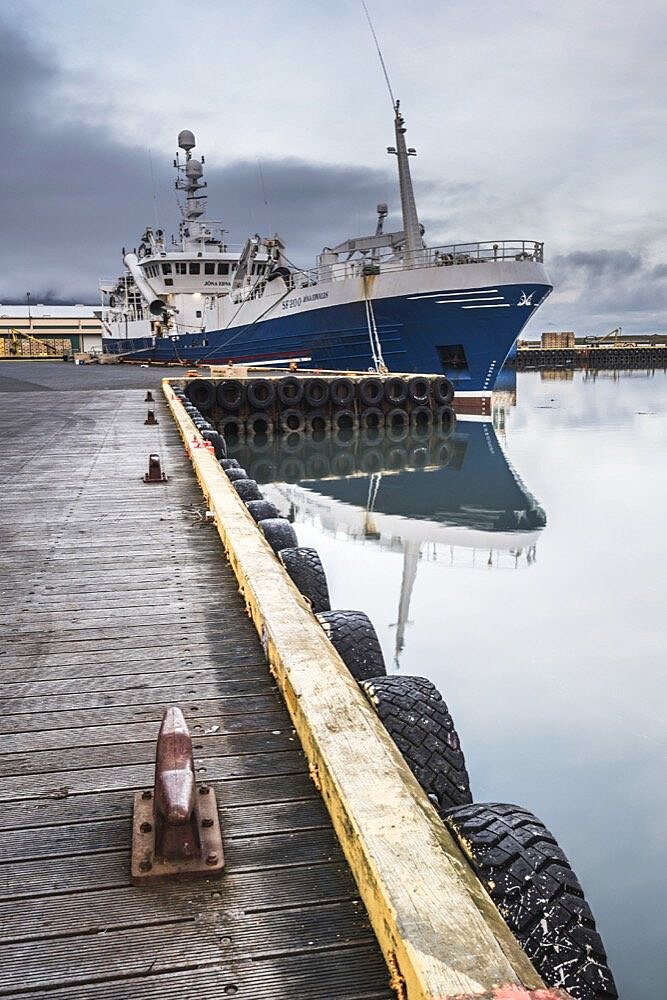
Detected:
[364,294,387,373]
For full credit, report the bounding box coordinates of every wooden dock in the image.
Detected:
[0,367,392,998]
[0,362,567,1000]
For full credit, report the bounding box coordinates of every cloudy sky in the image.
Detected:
[1,0,665,335]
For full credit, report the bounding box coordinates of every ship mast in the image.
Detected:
[387,101,423,266]
[174,129,207,241]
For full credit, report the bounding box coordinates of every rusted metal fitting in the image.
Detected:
[144,409,159,425]
[145,390,154,402]
[143,454,167,483]
[131,706,224,882]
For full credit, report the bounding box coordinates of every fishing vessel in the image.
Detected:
[100,106,552,410]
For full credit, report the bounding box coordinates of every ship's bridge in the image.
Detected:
[138,253,272,295]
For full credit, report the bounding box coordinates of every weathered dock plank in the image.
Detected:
[0,370,393,999]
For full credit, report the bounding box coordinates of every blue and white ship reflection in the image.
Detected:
[229,413,546,659]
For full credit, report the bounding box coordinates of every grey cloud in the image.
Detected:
[0,18,409,303]
[537,247,667,336]
[553,250,644,285]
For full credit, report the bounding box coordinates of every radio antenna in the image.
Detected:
[361,1,396,110]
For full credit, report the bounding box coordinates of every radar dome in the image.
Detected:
[178,130,196,151]
[186,159,203,178]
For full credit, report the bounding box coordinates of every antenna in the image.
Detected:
[361,0,396,110]
[257,159,272,232]
[148,148,160,230]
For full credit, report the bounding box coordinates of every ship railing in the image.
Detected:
[286,239,544,289]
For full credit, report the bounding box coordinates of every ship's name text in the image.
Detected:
[282,291,329,310]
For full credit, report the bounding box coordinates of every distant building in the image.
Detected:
[541,330,575,349]
[0,305,103,357]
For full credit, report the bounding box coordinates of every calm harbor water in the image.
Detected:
[233,368,667,1000]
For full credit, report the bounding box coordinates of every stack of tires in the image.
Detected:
[183,373,455,440]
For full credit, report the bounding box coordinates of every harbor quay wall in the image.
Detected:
[164,377,561,999]
[511,344,667,370]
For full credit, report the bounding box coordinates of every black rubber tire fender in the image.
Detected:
[332,408,356,433]
[219,414,244,439]
[433,376,454,406]
[360,675,472,813]
[330,376,355,407]
[434,405,456,438]
[258,517,298,553]
[220,458,240,471]
[410,405,433,429]
[246,378,275,410]
[185,378,216,412]
[201,430,227,460]
[245,499,281,523]
[444,803,618,1000]
[225,466,249,481]
[359,407,384,431]
[317,610,386,682]
[359,377,384,408]
[384,376,408,406]
[279,408,306,434]
[408,376,431,405]
[233,478,263,502]
[276,376,304,406]
[279,546,331,613]
[304,377,330,408]
[216,379,245,411]
[305,410,329,435]
[246,411,273,436]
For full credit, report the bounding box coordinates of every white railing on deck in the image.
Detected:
[289,239,544,290]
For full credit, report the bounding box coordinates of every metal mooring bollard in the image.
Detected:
[145,390,154,402]
[144,409,159,425]
[143,454,167,483]
[131,706,224,882]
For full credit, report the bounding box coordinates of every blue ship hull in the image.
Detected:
[104,281,551,392]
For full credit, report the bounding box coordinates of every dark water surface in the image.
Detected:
[235,369,666,1000]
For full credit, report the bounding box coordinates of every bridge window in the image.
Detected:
[204,262,215,275]
[217,262,229,275]
[189,262,200,274]
[162,262,172,274]
[175,262,187,275]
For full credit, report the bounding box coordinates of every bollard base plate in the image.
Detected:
[131,786,224,882]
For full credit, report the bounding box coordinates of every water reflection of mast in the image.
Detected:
[390,540,420,669]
